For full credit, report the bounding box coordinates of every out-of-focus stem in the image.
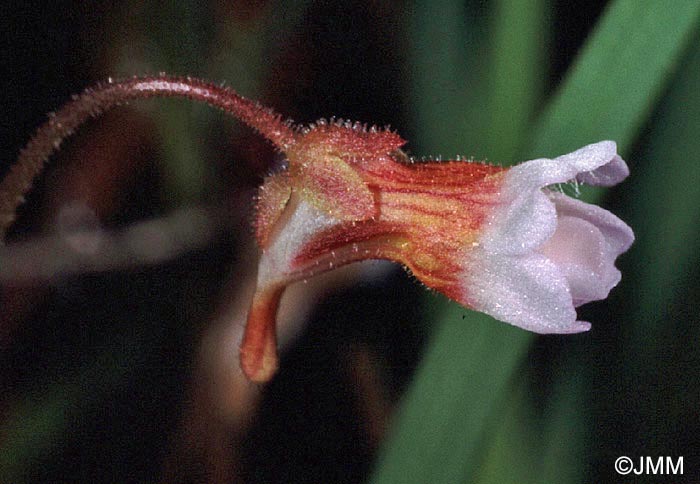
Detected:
[0,75,298,240]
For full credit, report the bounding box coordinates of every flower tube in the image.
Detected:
[242,120,634,381]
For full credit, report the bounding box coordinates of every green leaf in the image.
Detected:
[528,0,700,158]
[403,0,490,156]
[471,351,588,484]
[371,2,700,484]
[485,0,548,163]
[624,31,700,343]
[372,302,532,484]
[470,375,541,484]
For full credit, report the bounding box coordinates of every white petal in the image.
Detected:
[539,216,620,306]
[464,250,590,334]
[481,190,557,255]
[576,154,629,187]
[256,196,338,287]
[548,191,634,255]
[480,141,628,257]
[506,141,619,189]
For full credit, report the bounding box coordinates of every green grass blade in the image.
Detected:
[528,0,700,158]
[485,0,548,163]
[372,305,532,484]
[471,351,588,484]
[403,0,489,156]
[624,32,700,341]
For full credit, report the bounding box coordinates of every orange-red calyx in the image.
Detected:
[243,117,508,382]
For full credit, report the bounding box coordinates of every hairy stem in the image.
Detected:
[0,75,298,240]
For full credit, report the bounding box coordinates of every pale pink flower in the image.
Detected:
[465,141,634,334]
[244,133,634,380]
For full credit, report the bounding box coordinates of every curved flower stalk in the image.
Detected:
[0,76,633,383]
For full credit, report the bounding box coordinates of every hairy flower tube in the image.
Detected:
[244,132,634,381]
[0,76,633,383]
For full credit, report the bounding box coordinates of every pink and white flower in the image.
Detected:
[242,122,634,380]
[466,141,633,334]
[1,76,633,383]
